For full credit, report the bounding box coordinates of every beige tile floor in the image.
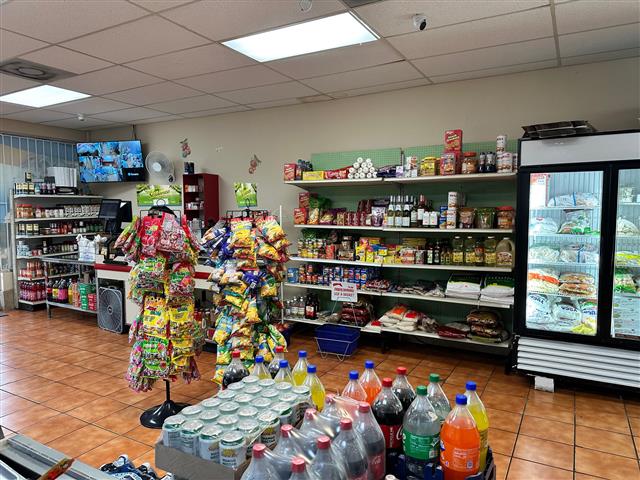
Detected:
[1,308,639,479]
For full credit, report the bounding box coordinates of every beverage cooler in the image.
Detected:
[514,131,640,389]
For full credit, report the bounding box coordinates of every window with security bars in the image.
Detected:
[0,134,77,270]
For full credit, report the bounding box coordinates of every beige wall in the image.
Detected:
[88,57,640,231]
[0,118,86,142]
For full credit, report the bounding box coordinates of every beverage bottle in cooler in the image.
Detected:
[342,371,367,402]
[427,373,451,424]
[240,444,280,480]
[290,457,315,480]
[372,378,404,457]
[274,359,294,384]
[303,364,326,411]
[440,395,480,480]
[402,385,441,478]
[292,350,309,386]
[333,418,368,480]
[268,346,286,378]
[310,436,346,480]
[392,366,416,413]
[465,381,489,471]
[359,360,382,405]
[251,355,271,380]
[222,350,250,388]
[354,402,385,480]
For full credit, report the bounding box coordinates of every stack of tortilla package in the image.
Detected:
[115,212,204,392]
[202,215,289,384]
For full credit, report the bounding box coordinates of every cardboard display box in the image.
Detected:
[155,442,249,480]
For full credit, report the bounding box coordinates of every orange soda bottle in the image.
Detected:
[440,394,480,480]
[342,370,367,402]
[359,360,382,405]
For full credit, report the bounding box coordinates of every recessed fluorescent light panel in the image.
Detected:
[0,85,89,107]
[223,12,378,62]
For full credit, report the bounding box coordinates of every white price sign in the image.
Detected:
[331,281,358,302]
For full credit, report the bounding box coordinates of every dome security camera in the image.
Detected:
[77,113,85,121]
[413,14,427,31]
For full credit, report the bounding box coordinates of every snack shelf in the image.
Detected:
[15,216,99,222]
[289,256,382,267]
[17,252,78,260]
[380,291,512,309]
[289,256,512,272]
[379,326,511,350]
[285,178,384,188]
[284,283,378,296]
[18,272,80,281]
[386,172,517,184]
[46,300,97,314]
[294,224,383,231]
[13,194,102,200]
[383,227,512,234]
[16,232,103,240]
[18,299,45,305]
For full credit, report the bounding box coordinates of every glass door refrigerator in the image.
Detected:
[514,131,640,390]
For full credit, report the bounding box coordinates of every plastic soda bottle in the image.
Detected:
[359,360,382,405]
[222,350,250,388]
[251,355,271,380]
[427,373,451,424]
[318,394,341,437]
[465,381,489,471]
[402,385,441,478]
[354,402,386,480]
[271,425,302,478]
[274,359,294,384]
[303,364,326,411]
[240,444,280,480]
[372,378,404,456]
[310,436,346,480]
[342,370,368,402]
[392,366,416,413]
[440,394,480,480]
[333,418,368,480]
[292,350,309,386]
[268,346,285,378]
[290,457,315,480]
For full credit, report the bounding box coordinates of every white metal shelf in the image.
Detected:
[282,316,380,334]
[18,299,45,305]
[530,206,599,210]
[47,300,97,314]
[294,224,383,231]
[289,256,512,272]
[529,233,600,240]
[16,232,103,240]
[14,194,102,199]
[379,325,511,350]
[285,178,384,188]
[17,252,78,260]
[289,256,381,267]
[14,216,99,223]
[386,173,516,184]
[528,291,597,300]
[383,227,513,234]
[18,273,80,281]
[528,261,599,268]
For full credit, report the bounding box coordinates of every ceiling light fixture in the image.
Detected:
[0,85,89,108]
[222,12,378,62]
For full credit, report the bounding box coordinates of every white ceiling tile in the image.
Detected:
[0,0,148,43]
[147,94,236,114]
[389,7,553,60]
[559,23,640,58]
[0,29,48,62]
[51,97,133,115]
[267,41,402,79]
[134,114,184,124]
[330,78,430,98]
[216,81,318,104]
[92,107,169,122]
[355,0,549,37]
[129,0,192,12]
[51,66,161,95]
[301,61,423,93]
[0,102,32,115]
[180,105,251,118]
[561,47,640,66]
[175,65,289,93]
[5,109,74,123]
[0,73,41,95]
[248,98,301,109]
[125,44,255,80]
[104,82,202,105]
[161,0,346,41]
[43,117,118,129]
[555,0,640,35]
[19,46,113,75]
[61,16,209,64]
[429,59,558,83]
[412,37,557,76]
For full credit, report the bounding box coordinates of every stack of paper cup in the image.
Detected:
[347,157,377,179]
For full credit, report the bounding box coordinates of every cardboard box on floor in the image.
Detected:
[155,442,249,480]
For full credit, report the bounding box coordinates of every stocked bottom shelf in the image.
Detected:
[47,300,97,313]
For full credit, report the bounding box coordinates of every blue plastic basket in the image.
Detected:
[314,324,360,358]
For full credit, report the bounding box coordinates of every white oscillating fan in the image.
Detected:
[145,151,175,182]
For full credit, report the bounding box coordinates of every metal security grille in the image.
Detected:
[0,134,77,270]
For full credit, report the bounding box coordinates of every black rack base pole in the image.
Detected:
[140,380,190,429]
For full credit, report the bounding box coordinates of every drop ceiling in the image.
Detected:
[0,0,637,130]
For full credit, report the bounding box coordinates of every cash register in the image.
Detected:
[99,199,132,264]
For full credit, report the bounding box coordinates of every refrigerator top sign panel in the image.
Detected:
[521,132,640,167]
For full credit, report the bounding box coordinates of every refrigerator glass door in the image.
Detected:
[611,168,640,341]
[526,171,603,336]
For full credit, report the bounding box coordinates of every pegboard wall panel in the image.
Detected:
[404,139,519,159]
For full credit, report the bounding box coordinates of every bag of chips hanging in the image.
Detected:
[260,275,278,297]
[229,219,254,248]
[257,238,280,261]
[256,216,285,243]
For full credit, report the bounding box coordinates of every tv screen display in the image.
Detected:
[77,140,145,183]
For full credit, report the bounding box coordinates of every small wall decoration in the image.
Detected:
[137,184,182,206]
[248,154,262,174]
[180,138,191,158]
[234,182,258,208]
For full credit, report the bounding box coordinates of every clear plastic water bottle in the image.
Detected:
[222,350,250,389]
[251,355,271,380]
[342,370,367,402]
[392,367,416,413]
[354,402,386,480]
[240,444,280,480]
[403,385,441,478]
[333,418,368,480]
[268,346,286,378]
[310,436,346,480]
[274,359,294,384]
[427,373,451,424]
[292,351,309,386]
[290,457,315,480]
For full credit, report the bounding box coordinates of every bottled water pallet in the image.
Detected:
[389,449,496,480]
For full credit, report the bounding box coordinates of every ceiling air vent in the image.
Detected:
[0,59,75,82]
[342,0,383,7]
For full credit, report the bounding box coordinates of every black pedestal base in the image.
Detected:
[140,400,190,429]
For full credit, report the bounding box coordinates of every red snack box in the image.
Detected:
[298,192,317,209]
[293,208,307,225]
[283,163,296,181]
[439,152,461,176]
[444,129,463,152]
[324,167,350,179]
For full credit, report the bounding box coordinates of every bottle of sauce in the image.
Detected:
[452,236,464,265]
[496,237,515,268]
[464,236,476,266]
[433,241,441,265]
[474,240,485,266]
[484,237,497,267]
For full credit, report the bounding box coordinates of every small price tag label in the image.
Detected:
[331,281,358,302]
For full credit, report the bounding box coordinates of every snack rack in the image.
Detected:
[41,253,97,318]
